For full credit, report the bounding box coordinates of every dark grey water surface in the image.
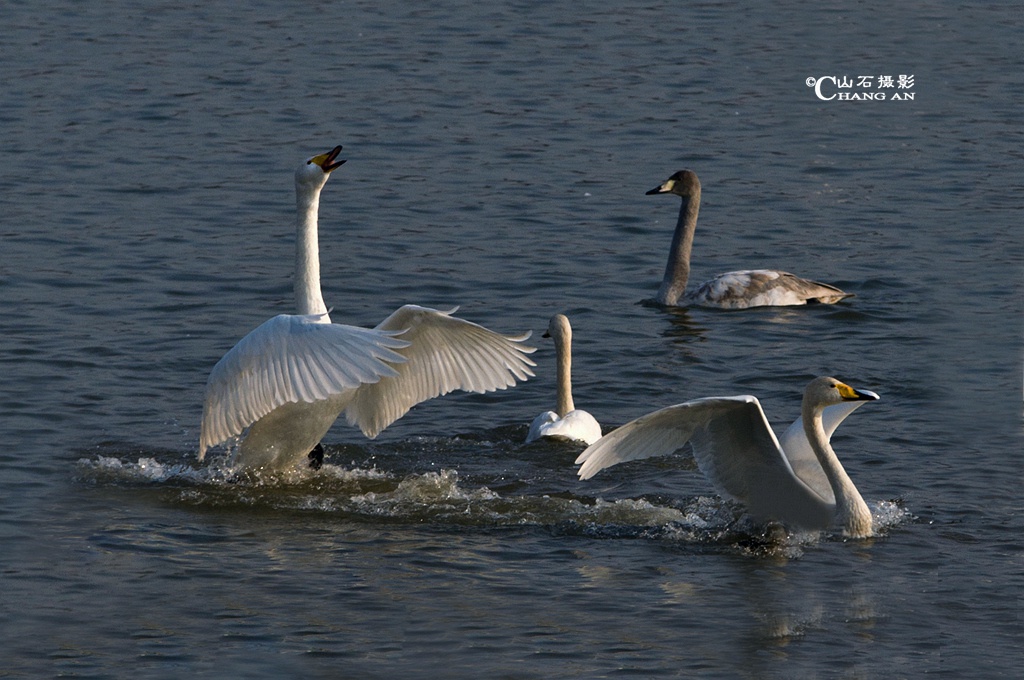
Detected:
[2,1,1021,677]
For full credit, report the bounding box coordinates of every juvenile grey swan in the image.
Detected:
[526,314,602,445]
[647,170,852,309]
[199,145,536,473]
[575,377,880,538]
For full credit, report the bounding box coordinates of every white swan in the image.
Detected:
[525,314,602,446]
[576,377,880,537]
[199,145,536,472]
[647,170,852,309]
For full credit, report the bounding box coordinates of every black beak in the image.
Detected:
[323,145,346,173]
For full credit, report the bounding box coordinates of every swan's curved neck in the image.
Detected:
[656,193,699,306]
[295,183,329,318]
[554,332,575,417]
[802,400,872,537]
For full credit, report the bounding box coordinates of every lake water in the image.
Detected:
[1,1,1020,677]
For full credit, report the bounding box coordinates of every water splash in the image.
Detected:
[73,454,913,555]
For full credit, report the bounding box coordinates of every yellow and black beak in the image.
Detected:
[310,145,347,173]
[836,381,880,402]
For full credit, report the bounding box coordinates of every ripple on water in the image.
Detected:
[74,453,913,559]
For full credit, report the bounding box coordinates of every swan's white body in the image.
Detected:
[647,170,852,309]
[526,314,602,446]
[576,377,879,537]
[199,146,536,472]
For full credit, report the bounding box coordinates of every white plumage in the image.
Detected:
[525,314,602,446]
[199,146,535,472]
[576,377,879,537]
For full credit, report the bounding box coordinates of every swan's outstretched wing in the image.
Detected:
[343,305,536,438]
[575,397,742,477]
[686,397,834,529]
[576,396,834,530]
[199,313,410,458]
[776,391,880,504]
[690,270,852,308]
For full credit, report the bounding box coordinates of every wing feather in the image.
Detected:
[690,270,852,308]
[344,305,536,438]
[199,313,410,458]
[575,397,746,479]
[576,395,835,530]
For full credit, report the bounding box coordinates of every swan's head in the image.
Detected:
[805,376,880,410]
[646,169,701,198]
[543,313,572,343]
[295,145,347,191]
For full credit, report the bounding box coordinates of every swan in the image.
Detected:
[647,170,852,309]
[525,314,602,445]
[575,377,880,538]
[199,145,537,473]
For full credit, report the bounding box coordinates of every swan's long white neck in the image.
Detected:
[295,181,329,318]
[657,192,699,306]
[554,328,575,417]
[802,400,873,537]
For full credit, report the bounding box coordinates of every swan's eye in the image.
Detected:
[307,160,312,165]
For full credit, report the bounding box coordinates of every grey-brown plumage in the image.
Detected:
[647,170,852,309]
